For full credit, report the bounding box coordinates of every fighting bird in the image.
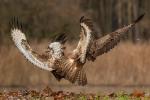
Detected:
[10,14,144,86]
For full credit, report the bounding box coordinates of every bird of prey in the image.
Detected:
[11,14,144,86]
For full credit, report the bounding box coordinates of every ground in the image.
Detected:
[0,86,150,100]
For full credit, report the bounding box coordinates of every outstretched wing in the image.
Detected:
[71,16,98,63]
[10,18,54,71]
[87,14,145,61]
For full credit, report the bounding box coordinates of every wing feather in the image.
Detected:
[87,14,145,61]
[72,16,97,63]
[11,18,54,71]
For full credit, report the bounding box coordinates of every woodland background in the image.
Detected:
[0,0,150,89]
[0,0,149,42]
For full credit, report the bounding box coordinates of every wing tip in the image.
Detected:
[79,16,91,23]
[80,16,85,23]
[134,13,145,24]
[53,33,67,44]
[79,16,94,31]
[10,17,23,30]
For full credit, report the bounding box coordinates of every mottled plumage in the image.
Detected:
[11,14,144,86]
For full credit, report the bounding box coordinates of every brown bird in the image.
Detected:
[11,14,144,86]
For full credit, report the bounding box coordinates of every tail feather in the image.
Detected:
[65,66,79,83]
[76,69,87,86]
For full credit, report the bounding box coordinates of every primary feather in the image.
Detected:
[86,14,145,61]
[11,18,54,71]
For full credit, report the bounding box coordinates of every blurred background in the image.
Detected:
[0,0,150,91]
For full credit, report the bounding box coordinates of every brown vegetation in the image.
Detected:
[0,41,150,87]
[0,87,149,100]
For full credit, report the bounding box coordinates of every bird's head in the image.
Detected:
[48,42,65,59]
[47,33,67,59]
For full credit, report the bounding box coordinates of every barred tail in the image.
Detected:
[76,69,87,86]
[63,65,80,83]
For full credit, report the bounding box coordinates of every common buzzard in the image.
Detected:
[11,14,144,86]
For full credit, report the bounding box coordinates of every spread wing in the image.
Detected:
[87,14,145,61]
[10,18,54,71]
[71,16,98,63]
